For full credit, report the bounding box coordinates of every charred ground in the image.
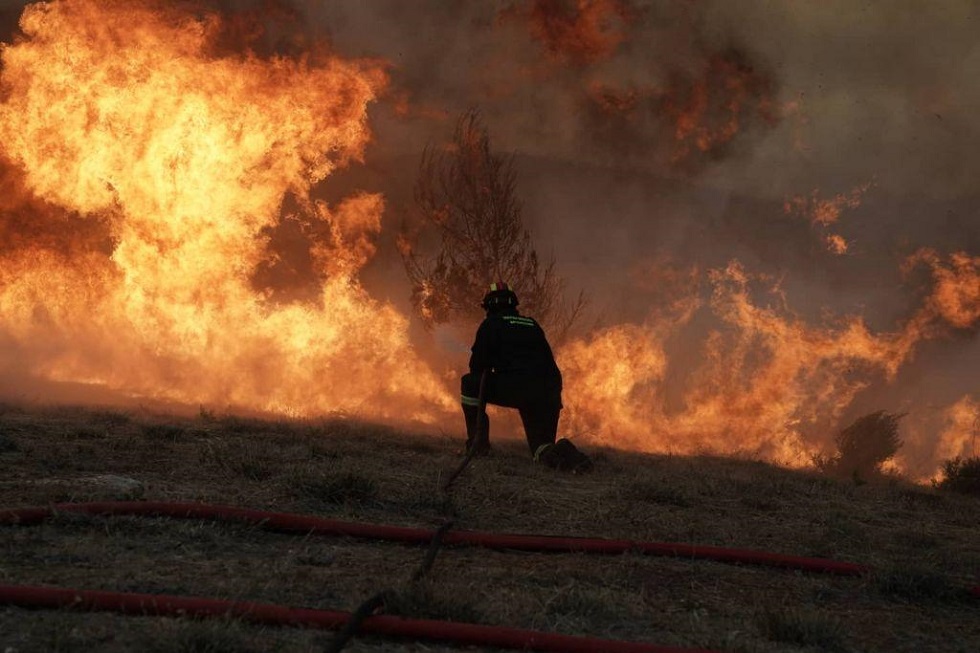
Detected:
[1,403,979,653]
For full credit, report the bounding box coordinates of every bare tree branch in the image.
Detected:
[401,109,585,340]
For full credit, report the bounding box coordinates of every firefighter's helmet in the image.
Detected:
[481,281,519,311]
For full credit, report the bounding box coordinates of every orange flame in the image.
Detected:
[784,182,872,255]
[784,183,871,227]
[903,249,980,331]
[558,255,975,465]
[585,49,780,170]
[0,1,973,481]
[935,396,980,463]
[500,0,634,66]
[0,0,451,419]
[781,93,811,153]
[662,51,778,165]
[825,234,849,255]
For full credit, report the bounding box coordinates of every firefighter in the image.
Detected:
[460,282,592,472]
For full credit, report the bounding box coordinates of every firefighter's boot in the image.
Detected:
[534,438,593,473]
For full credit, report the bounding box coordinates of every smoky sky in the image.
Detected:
[293,2,980,198]
[296,1,979,324]
[4,1,978,205]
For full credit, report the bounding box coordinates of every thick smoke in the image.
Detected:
[301,1,978,467]
[0,1,976,475]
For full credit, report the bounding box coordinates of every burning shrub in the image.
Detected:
[934,456,980,497]
[400,110,584,340]
[816,411,905,481]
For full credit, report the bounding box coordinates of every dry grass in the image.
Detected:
[755,607,847,652]
[1,403,980,652]
[935,456,980,497]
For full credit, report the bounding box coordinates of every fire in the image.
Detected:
[784,182,872,255]
[935,396,979,463]
[781,93,811,153]
[588,81,640,115]
[903,249,980,330]
[661,51,778,165]
[585,49,780,170]
[825,234,849,255]
[784,183,871,227]
[559,256,975,465]
[500,0,634,66]
[0,0,451,419]
[0,1,973,483]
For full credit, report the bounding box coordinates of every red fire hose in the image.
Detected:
[3,501,978,651]
[0,501,869,575]
[0,584,717,653]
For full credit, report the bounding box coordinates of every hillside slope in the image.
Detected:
[1,404,978,652]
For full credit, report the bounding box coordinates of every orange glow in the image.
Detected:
[781,93,811,153]
[935,396,979,462]
[784,182,871,227]
[904,249,980,330]
[390,89,451,122]
[825,234,849,255]
[587,81,640,115]
[500,0,634,66]
[0,1,973,482]
[784,182,872,254]
[586,50,780,169]
[0,0,451,419]
[662,51,778,165]
[558,258,972,465]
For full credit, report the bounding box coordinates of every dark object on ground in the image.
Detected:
[935,456,980,496]
[536,439,593,474]
[466,439,492,457]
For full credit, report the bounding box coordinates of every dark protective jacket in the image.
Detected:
[468,308,561,379]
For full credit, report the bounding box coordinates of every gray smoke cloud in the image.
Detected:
[307,2,978,323]
[307,1,980,195]
[700,1,980,199]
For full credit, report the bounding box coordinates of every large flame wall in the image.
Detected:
[0,0,450,420]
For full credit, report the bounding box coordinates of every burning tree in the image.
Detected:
[400,110,583,339]
[817,411,906,480]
